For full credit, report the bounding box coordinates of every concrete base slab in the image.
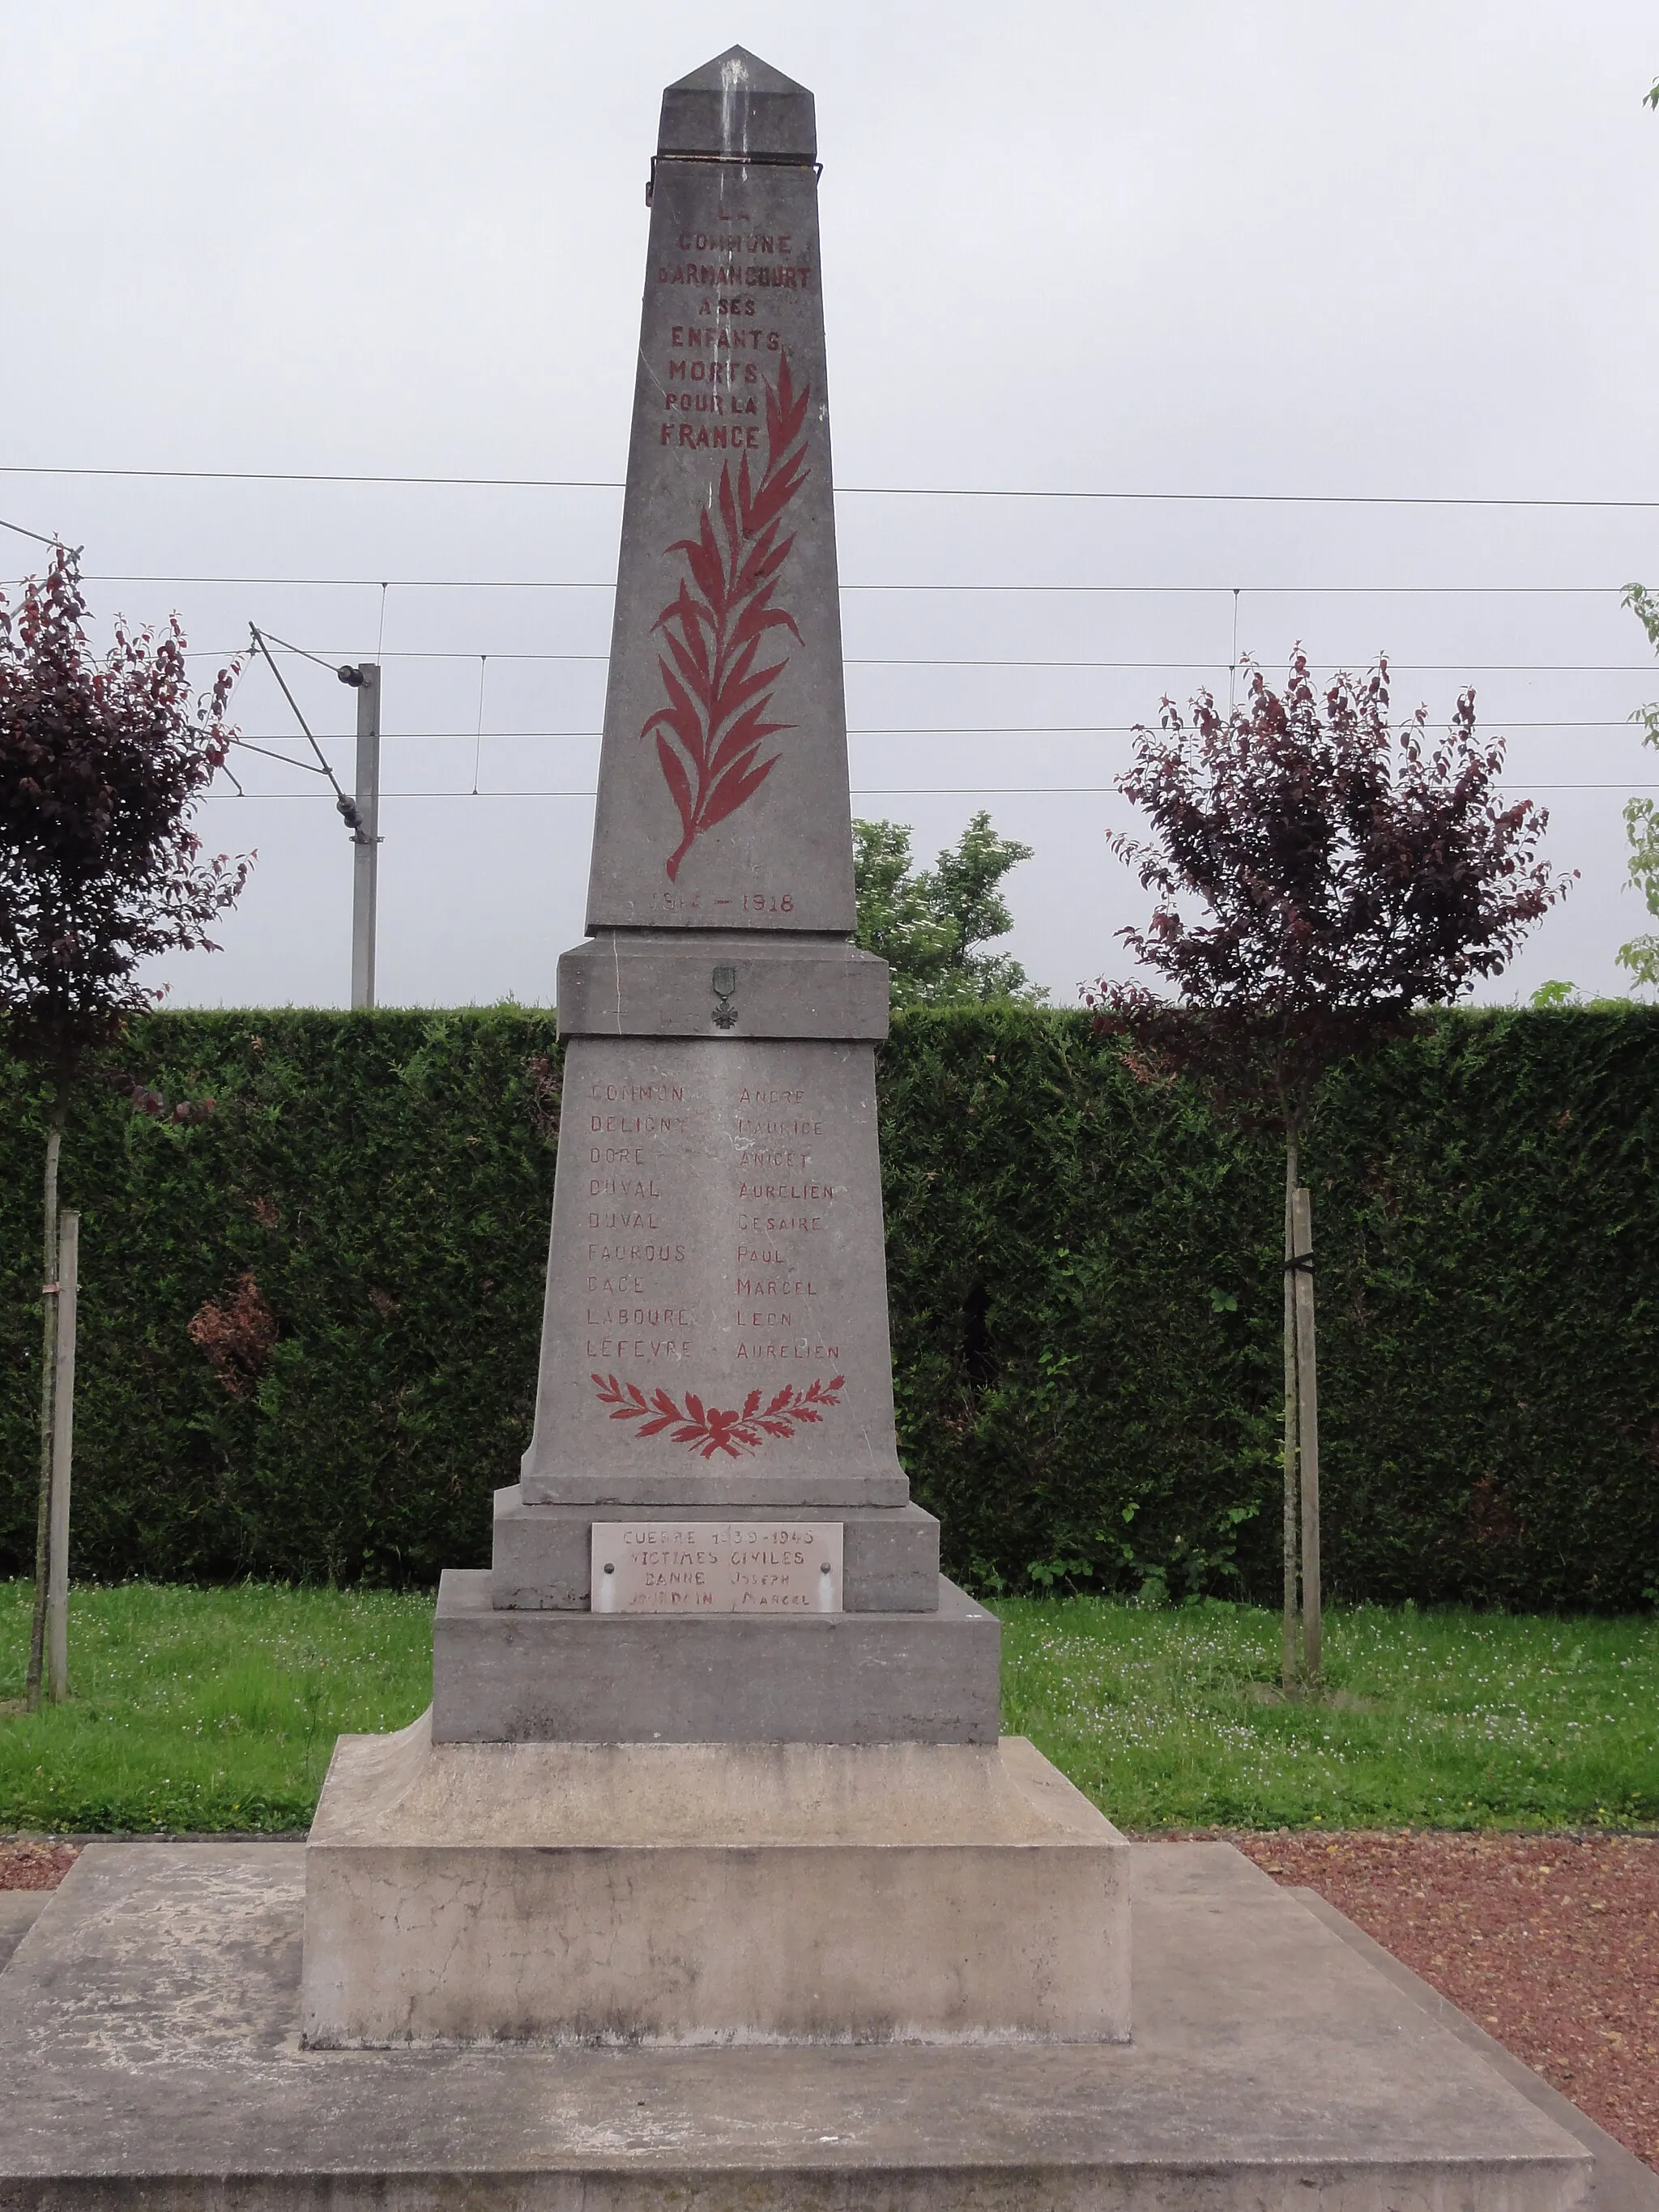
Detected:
[433,1566,1000,1743]
[489,1485,942,1613]
[301,1718,1128,2047]
[0,1840,1597,2210]
[1294,1888,1659,2212]
[0,1887,48,1971]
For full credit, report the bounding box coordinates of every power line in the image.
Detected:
[195,781,1659,802]
[0,514,71,550]
[186,648,1659,674]
[224,720,1659,744]
[5,573,1633,595]
[8,460,1659,511]
[251,624,355,676]
[244,625,367,835]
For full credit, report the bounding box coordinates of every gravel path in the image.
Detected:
[0,1839,78,1890]
[6,1831,1655,2171]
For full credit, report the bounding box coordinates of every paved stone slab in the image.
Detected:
[433,1567,999,1743]
[1295,1889,1659,2212]
[0,1888,48,1971]
[518,1036,909,1511]
[301,1723,1128,2046]
[557,933,889,1039]
[0,1842,1591,2208]
[490,1485,940,1613]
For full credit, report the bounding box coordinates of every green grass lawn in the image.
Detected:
[0,1580,432,1831]
[1000,1596,1659,1830]
[2,1580,1655,1832]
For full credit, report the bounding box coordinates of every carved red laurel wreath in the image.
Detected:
[644,352,812,880]
[591,1371,845,1460]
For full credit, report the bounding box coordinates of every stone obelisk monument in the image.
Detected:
[300,47,1128,2048]
[0,53,1600,2212]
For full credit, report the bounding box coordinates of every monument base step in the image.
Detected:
[0,1840,1610,2211]
[518,1462,912,1508]
[301,1715,1129,2047]
[489,1484,941,1612]
[433,1565,1000,1743]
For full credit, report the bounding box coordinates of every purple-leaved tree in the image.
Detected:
[1088,652,1567,1687]
[1,543,250,1707]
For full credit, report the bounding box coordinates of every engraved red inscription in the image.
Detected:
[643,352,811,880]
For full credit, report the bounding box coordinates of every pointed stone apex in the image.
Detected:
[659,46,816,163]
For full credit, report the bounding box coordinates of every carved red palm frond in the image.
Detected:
[643,352,812,880]
[698,753,780,837]
[591,1371,844,1457]
[642,663,709,770]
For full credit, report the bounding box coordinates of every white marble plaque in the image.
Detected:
[591,1520,842,1614]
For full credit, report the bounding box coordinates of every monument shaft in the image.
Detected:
[586,87,851,927]
[519,50,901,1509]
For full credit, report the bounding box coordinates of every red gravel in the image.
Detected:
[0,1839,79,1890]
[1225,1831,1659,2173]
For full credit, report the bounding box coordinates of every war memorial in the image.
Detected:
[0,47,1623,2209]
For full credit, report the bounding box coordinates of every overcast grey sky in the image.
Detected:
[4,2,1659,1009]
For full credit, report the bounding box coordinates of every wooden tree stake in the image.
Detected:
[1292,1185,1321,1685]
[47,1210,80,1704]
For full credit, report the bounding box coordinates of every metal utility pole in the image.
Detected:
[247,629,386,1008]
[342,662,381,1008]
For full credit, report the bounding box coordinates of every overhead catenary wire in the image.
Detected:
[0,514,72,551]
[196,781,1659,801]
[9,460,1659,511]
[245,624,367,836]
[190,648,1659,674]
[471,656,486,795]
[249,624,352,676]
[3,573,1638,595]
[220,720,1659,743]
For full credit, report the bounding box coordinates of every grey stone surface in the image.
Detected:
[557,931,889,1038]
[519,1460,910,1509]
[490,1485,940,1613]
[518,1036,910,1511]
[0,1840,1595,2208]
[586,54,848,931]
[659,45,817,163]
[0,1888,49,1971]
[433,1566,999,1744]
[1294,1888,1659,2212]
[301,1720,1128,2046]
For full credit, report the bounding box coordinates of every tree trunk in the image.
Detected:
[1291,1184,1321,1685]
[47,1208,81,1704]
[1282,1132,1299,1692]
[25,1081,69,1712]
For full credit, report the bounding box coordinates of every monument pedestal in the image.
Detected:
[3,1841,1618,2212]
[301,1714,1130,2048]
[431,1566,999,1745]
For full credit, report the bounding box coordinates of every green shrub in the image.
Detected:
[2,1005,1655,1609]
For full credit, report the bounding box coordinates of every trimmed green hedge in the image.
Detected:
[2,1007,1656,1609]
